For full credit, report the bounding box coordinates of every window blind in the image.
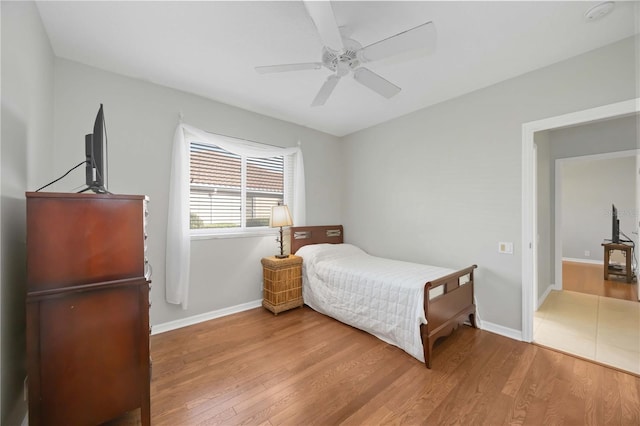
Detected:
[189,142,284,230]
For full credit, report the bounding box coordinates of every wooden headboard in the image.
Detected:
[290,225,344,254]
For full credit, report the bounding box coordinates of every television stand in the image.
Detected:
[78,185,110,194]
[602,242,635,283]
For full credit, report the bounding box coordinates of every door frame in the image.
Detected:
[521,98,639,342]
[637,150,640,301]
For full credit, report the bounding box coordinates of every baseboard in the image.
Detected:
[479,320,523,341]
[152,299,263,335]
[562,257,603,265]
[537,284,555,309]
[152,300,524,348]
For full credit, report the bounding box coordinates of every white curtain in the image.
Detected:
[166,123,306,309]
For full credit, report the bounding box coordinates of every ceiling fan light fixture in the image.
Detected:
[584,1,615,22]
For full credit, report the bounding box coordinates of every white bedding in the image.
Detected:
[296,243,454,362]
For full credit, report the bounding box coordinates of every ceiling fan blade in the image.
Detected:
[359,21,436,63]
[311,75,340,107]
[255,63,322,74]
[353,68,401,99]
[304,0,344,51]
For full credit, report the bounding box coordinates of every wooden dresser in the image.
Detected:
[26,192,151,426]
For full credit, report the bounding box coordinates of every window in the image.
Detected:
[189,141,286,233]
[167,123,305,307]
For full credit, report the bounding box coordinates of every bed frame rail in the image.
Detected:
[421,264,477,368]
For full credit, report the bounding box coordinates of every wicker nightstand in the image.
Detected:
[261,255,303,315]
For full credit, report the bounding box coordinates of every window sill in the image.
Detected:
[190,228,278,241]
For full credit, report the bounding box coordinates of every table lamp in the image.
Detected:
[270,204,293,258]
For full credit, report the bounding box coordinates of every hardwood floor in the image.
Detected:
[107,306,640,425]
[562,261,638,301]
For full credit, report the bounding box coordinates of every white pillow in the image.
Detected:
[295,243,366,264]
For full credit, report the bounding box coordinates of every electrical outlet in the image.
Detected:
[584,250,590,257]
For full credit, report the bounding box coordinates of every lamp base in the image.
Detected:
[275,254,289,259]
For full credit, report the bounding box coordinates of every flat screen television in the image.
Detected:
[611,204,620,244]
[83,104,108,193]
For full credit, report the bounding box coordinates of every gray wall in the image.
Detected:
[50,58,343,325]
[561,156,636,261]
[1,1,54,422]
[341,36,637,332]
[549,114,639,159]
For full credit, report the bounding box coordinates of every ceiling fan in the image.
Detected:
[255,1,437,107]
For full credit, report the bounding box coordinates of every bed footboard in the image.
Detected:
[420,264,477,368]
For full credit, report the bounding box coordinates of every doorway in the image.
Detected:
[522,99,640,374]
[536,146,639,374]
[522,98,640,342]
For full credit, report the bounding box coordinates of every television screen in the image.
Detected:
[612,204,619,243]
[85,104,108,193]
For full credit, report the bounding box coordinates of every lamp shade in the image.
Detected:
[270,205,293,227]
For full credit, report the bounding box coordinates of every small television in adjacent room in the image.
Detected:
[611,204,620,244]
[83,104,108,193]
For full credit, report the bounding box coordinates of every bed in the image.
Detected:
[290,225,477,369]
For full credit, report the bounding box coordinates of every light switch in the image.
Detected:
[499,242,514,254]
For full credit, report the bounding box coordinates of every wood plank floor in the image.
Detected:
[562,261,638,301]
[107,306,640,425]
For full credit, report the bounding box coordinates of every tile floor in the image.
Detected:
[534,290,640,375]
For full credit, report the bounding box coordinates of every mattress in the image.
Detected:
[296,243,454,362]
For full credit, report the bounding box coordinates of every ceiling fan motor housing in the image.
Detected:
[322,38,362,75]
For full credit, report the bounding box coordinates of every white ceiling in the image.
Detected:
[36,1,638,137]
